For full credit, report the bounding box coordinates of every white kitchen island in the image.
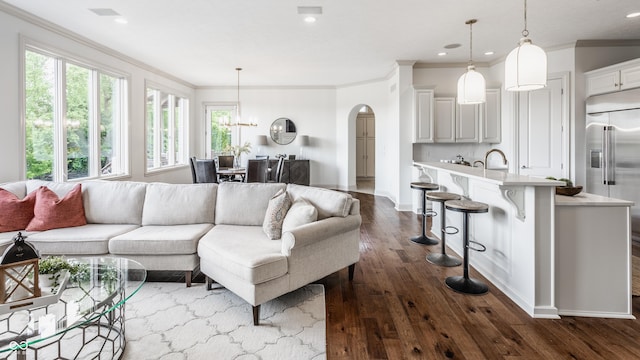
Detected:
[413,162,635,319]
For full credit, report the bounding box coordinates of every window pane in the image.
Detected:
[146,89,155,169]
[66,63,91,179]
[161,92,169,166]
[174,97,182,163]
[25,51,55,180]
[100,73,118,175]
[210,110,232,154]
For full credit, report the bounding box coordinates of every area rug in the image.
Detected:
[122,283,326,360]
[633,255,640,297]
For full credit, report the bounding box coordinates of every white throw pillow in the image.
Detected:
[262,189,292,240]
[282,198,318,233]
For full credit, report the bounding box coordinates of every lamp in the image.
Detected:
[255,135,268,155]
[297,135,309,160]
[457,19,486,104]
[505,0,547,91]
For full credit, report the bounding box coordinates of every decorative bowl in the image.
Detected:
[556,185,582,196]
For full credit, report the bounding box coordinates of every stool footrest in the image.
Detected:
[443,226,459,235]
[468,240,486,252]
[424,210,437,217]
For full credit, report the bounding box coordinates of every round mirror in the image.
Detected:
[270,118,297,145]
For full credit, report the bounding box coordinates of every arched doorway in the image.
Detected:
[355,105,375,194]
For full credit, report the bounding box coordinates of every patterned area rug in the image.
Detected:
[633,255,640,297]
[123,283,326,360]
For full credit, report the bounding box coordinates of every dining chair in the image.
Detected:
[189,157,218,183]
[273,156,286,183]
[245,159,268,183]
[217,155,236,181]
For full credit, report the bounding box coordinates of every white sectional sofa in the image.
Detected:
[0,179,361,324]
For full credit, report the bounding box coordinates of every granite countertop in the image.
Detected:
[414,161,564,187]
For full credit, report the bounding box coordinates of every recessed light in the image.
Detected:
[304,16,317,23]
[438,52,447,56]
[484,51,494,55]
[114,18,128,24]
[89,8,120,16]
[627,12,640,18]
[298,6,322,23]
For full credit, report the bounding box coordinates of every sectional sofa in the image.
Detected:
[0,180,361,324]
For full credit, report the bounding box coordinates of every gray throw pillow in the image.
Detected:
[263,189,292,240]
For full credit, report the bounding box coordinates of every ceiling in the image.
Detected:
[4,0,640,87]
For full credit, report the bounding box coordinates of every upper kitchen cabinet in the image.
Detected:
[413,87,435,143]
[425,89,500,143]
[586,58,640,97]
[480,88,501,143]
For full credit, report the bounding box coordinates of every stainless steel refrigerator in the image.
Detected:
[586,87,640,241]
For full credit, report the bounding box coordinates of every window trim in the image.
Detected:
[144,80,190,175]
[21,37,131,181]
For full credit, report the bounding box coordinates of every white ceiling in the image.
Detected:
[4,0,640,87]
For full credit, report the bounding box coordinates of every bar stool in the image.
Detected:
[443,199,489,295]
[410,182,439,245]
[425,192,462,267]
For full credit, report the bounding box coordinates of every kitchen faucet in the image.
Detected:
[483,149,508,170]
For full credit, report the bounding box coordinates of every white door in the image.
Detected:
[518,77,566,178]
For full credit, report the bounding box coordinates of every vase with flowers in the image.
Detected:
[225,142,252,168]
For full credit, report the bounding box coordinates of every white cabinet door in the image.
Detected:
[434,97,455,143]
[355,138,366,177]
[620,65,640,91]
[366,138,375,177]
[518,77,564,178]
[356,117,366,138]
[456,103,479,143]
[414,88,434,143]
[586,70,620,96]
[481,89,501,143]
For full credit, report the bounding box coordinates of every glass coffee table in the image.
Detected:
[0,257,145,360]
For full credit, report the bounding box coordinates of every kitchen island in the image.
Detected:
[413,162,635,319]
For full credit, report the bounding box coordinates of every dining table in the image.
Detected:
[218,167,246,182]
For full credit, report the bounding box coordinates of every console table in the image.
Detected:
[268,159,310,185]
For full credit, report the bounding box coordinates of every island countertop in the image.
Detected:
[414,161,565,186]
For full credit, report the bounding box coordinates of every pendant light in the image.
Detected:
[505,0,547,91]
[457,19,486,104]
[236,67,243,122]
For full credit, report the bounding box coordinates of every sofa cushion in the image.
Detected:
[282,198,318,233]
[0,189,36,232]
[198,225,288,285]
[142,183,217,225]
[82,181,147,225]
[0,182,27,198]
[215,182,287,226]
[286,183,353,219]
[26,224,138,255]
[263,189,291,240]
[109,223,213,255]
[26,184,87,231]
[26,180,76,198]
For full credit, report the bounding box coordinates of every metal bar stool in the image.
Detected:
[443,199,489,295]
[410,182,439,245]
[425,192,462,267]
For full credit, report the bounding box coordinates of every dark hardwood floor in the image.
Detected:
[317,192,640,360]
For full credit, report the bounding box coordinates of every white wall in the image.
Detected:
[195,87,338,187]
[0,8,195,184]
[335,79,389,193]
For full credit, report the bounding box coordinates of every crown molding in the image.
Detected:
[0,1,195,89]
[576,39,640,48]
[196,84,336,90]
[414,61,491,68]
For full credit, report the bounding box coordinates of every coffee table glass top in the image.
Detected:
[0,257,146,353]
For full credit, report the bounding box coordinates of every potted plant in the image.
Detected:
[39,256,90,289]
[224,142,252,168]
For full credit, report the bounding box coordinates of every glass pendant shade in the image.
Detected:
[505,38,547,92]
[457,65,486,104]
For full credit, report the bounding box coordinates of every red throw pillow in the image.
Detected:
[26,184,87,231]
[0,189,36,232]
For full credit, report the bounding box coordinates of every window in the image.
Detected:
[204,105,235,158]
[145,86,188,170]
[24,48,128,181]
